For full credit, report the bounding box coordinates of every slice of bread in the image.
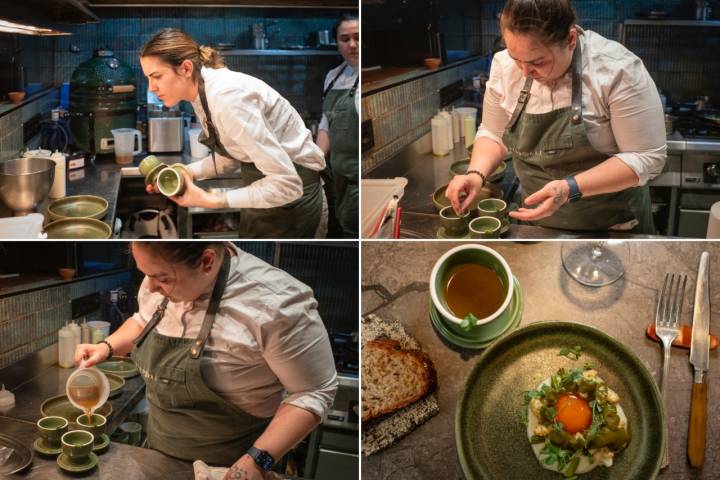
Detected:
[361,338,438,422]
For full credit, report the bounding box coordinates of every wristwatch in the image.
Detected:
[247,446,274,472]
[564,175,582,203]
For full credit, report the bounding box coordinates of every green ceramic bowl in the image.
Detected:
[439,206,470,236]
[429,244,513,335]
[76,414,107,446]
[138,155,161,178]
[36,416,68,448]
[456,322,665,480]
[469,216,501,239]
[157,167,185,197]
[477,198,507,220]
[61,430,94,464]
[432,184,498,214]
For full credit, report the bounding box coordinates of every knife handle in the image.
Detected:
[688,382,707,468]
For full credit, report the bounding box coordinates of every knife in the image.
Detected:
[688,251,710,468]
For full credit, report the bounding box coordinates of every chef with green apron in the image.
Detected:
[316,15,359,238]
[75,242,338,479]
[446,0,665,233]
[139,28,326,239]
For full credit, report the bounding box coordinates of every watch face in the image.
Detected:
[258,452,273,470]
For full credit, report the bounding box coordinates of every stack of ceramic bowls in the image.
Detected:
[138,156,188,197]
[428,244,523,349]
[469,198,509,238]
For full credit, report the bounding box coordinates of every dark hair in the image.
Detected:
[140,28,225,83]
[333,13,358,41]
[500,0,576,45]
[133,241,225,268]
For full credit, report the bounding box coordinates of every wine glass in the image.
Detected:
[561,241,629,287]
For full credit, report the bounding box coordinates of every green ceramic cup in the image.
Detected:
[61,430,94,464]
[477,198,507,220]
[143,163,166,187]
[429,244,514,336]
[76,414,106,445]
[157,167,186,197]
[138,155,161,178]
[37,416,69,448]
[439,206,470,236]
[469,216,501,239]
[120,421,143,446]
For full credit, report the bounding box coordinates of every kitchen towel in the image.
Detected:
[361,314,440,456]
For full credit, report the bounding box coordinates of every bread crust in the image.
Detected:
[361,338,438,422]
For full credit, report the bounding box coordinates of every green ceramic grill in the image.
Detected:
[69,49,137,154]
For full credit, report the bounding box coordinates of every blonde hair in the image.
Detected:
[140,28,225,82]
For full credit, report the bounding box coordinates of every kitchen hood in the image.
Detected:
[0,0,98,34]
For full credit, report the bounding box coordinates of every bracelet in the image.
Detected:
[466,169,487,188]
[97,340,114,361]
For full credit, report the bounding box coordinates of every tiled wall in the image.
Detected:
[0,89,59,162]
[0,271,131,370]
[361,58,484,174]
[39,7,348,118]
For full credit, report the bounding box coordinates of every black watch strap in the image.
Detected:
[247,446,274,472]
[565,175,582,203]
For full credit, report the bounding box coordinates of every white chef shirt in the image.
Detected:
[477,27,666,186]
[188,67,326,209]
[130,244,338,419]
[318,62,358,132]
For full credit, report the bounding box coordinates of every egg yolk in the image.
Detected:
[554,394,592,434]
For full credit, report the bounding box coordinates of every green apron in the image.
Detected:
[131,255,270,466]
[197,80,322,238]
[322,64,359,238]
[502,37,655,233]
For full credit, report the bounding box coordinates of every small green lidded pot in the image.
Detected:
[429,244,514,336]
[476,198,507,220]
[469,216,501,239]
[61,430,94,464]
[37,416,69,448]
[76,414,107,445]
[157,167,186,197]
[138,155,161,178]
[439,206,470,236]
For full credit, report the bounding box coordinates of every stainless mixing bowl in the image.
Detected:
[0,157,55,215]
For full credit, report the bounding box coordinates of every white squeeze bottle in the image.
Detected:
[452,109,461,144]
[49,150,66,198]
[464,113,477,148]
[439,110,453,149]
[431,115,449,156]
[69,320,81,350]
[81,318,90,344]
[58,324,75,368]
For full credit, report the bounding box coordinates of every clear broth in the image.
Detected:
[68,384,100,422]
[443,263,505,319]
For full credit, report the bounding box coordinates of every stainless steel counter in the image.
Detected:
[0,416,193,479]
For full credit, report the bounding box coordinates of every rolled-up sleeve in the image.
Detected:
[259,292,338,420]
[606,58,667,186]
[475,56,510,148]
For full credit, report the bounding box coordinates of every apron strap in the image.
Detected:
[198,79,241,175]
[569,38,583,125]
[506,75,534,131]
[190,252,232,359]
[322,63,348,99]
[133,297,170,347]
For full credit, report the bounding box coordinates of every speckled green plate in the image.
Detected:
[428,276,522,349]
[98,356,139,378]
[456,322,665,480]
[105,372,125,398]
[40,395,112,427]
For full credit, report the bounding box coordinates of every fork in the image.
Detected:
[654,273,687,469]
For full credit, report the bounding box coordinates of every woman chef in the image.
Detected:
[140,29,326,238]
[76,242,338,480]
[316,14,359,238]
[446,0,666,233]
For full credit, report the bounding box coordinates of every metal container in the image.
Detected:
[148,107,185,153]
[0,157,55,215]
[69,48,137,155]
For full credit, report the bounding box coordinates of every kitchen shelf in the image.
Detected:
[623,19,720,27]
[221,49,341,56]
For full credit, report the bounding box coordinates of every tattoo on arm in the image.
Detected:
[552,186,564,207]
[226,466,250,480]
